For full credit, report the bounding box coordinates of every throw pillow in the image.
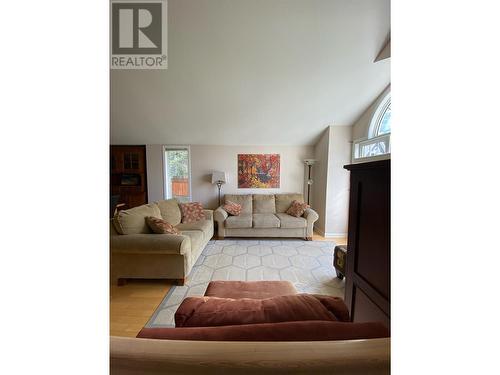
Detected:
[179,202,206,223]
[145,216,180,235]
[286,200,310,217]
[223,201,242,216]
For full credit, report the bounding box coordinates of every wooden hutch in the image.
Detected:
[110,145,148,209]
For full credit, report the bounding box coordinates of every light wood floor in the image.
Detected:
[110,233,347,337]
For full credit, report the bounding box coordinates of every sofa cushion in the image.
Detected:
[275,213,307,229]
[110,233,190,255]
[179,202,206,223]
[252,194,276,214]
[176,219,213,242]
[204,280,297,299]
[156,198,182,226]
[224,194,252,215]
[275,193,304,213]
[225,214,252,229]
[112,203,161,234]
[175,294,338,327]
[180,230,204,251]
[146,216,181,235]
[313,295,350,322]
[252,213,280,228]
[137,321,390,341]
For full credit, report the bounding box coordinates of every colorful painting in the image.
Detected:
[238,154,280,188]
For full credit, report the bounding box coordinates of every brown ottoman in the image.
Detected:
[204,280,297,299]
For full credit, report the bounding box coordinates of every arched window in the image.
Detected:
[352,91,391,162]
[369,92,391,138]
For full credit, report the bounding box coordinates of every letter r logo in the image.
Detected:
[112,2,162,54]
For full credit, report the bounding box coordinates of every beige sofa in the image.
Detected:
[110,199,213,285]
[214,194,319,240]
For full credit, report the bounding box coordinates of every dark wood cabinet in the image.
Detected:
[344,160,390,329]
[110,146,148,209]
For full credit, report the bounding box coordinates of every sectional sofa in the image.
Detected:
[214,193,319,240]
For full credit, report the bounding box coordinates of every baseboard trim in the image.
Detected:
[314,226,347,239]
[325,232,348,238]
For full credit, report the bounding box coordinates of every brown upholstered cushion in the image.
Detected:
[179,202,205,223]
[286,200,310,217]
[312,295,350,322]
[223,201,242,216]
[145,216,180,235]
[175,294,340,328]
[137,321,390,341]
[253,194,276,214]
[204,280,297,299]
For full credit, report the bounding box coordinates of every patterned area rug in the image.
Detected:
[145,239,345,327]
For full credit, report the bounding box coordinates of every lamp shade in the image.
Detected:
[211,171,227,184]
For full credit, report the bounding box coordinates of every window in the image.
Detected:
[164,146,191,202]
[352,92,391,162]
[369,92,391,138]
[376,102,391,136]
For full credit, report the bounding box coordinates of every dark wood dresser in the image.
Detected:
[344,159,390,329]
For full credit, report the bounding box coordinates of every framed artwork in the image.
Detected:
[238,154,280,188]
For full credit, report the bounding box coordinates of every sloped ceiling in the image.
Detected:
[111,0,390,145]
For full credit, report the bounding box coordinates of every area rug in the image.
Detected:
[145,239,345,327]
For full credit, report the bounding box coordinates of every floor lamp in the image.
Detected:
[211,171,227,206]
[304,159,316,205]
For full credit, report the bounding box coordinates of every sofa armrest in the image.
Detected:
[110,234,191,255]
[203,209,214,221]
[213,207,228,223]
[303,208,319,239]
[303,208,319,223]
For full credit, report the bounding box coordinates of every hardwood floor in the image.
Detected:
[313,233,347,245]
[110,233,347,337]
[110,279,173,337]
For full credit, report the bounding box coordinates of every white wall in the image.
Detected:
[146,145,314,209]
[111,0,391,146]
[312,126,352,237]
[325,126,352,236]
[352,85,391,140]
[312,128,330,233]
[146,145,164,202]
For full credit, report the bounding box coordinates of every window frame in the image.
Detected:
[352,91,391,163]
[162,145,192,202]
